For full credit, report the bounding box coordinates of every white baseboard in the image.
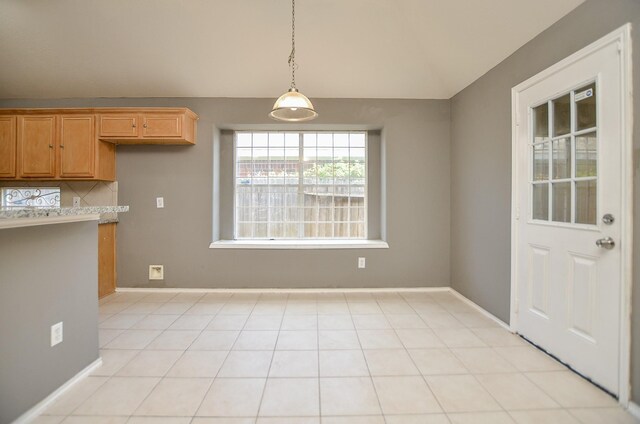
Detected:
[12,357,102,424]
[628,401,640,420]
[447,288,511,331]
[116,286,452,294]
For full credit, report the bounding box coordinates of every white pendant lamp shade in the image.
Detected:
[269,88,318,122]
[269,0,317,122]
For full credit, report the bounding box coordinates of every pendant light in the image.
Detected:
[269,0,318,122]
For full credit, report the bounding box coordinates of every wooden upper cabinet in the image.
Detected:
[0,116,17,178]
[98,109,197,144]
[59,115,95,178]
[99,114,138,138]
[18,116,56,178]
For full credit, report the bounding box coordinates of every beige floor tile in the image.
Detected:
[448,411,516,424]
[396,329,445,349]
[363,349,419,376]
[432,329,487,348]
[99,314,146,330]
[269,350,319,377]
[276,330,318,350]
[168,314,214,330]
[348,302,383,314]
[42,376,108,415]
[282,314,318,330]
[61,417,127,423]
[132,315,180,330]
[185,303,224,315]
[257,417,319,424]
[419,312,465,329]
[218,350,273,377]
[151,303,193,315]
[99,329,124,347]
[128,417,191,423]
[508,409,580,424]
[318,315,354,330]
[373,376,441,414]
[197,378,265,417]
[206,315,248,330]
[92,349,139,376]
[471,328,526,347]
[319,350,369,377]
[475,373,559,410]
[73,377,159,416]
[122,303,163,314]
[451,348,517,374]
[425,375,501,412]
[99,302,132,314]
[117,350,183,377]
[357,330,403,349]
[317,302,351,314]
[385,415,449,424]
[104,330,161,350]
[352,315,392,330]
[234,331,278,350]
[134,377,212,416]
[285,302,318,315]
[190,331,239,350]
[31,417,65,424]
[453,312,499,328]
[494,346,566,372]
[385,314,429,329]
[199,293,233,303]
[244,315,283,330]
[251,302,286,315]
[379,302,415,314]
[167,350,228,377]
[568,407,639,424]
[321,417,385,424]
[141,292,178,303]
[192,418,254,424]
[319,330,361,349]
[320,377,381,416]
[259,378,319,416]
[146,330,200,350]
[408,349,468,375]
[169,293,204,303]
[525,371,617,408]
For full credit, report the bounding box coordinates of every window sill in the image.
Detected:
[209,239,389,250]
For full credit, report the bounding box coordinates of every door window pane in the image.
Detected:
[552,137,571,179]
[553,94,571,136]
[576,132,597,177]
[552,182,571,223]
[575,180,597,225]
[532,183,549,220]
[533,142,549,181]
[533,103,549,142]
[575,83,596,131]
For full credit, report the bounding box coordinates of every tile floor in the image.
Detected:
[33,290,638,424]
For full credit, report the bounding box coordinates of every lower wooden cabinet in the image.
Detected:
[98,223,117,299]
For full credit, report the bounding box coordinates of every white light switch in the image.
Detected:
[51,322,63,347]
[156,197,164,208]
[358,257,366,269]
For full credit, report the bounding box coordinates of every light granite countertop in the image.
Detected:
[0,206,129,229]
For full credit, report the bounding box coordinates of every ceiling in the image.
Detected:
[0,0,584,100]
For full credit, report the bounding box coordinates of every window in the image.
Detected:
[531,82,597,225]
[234,131,367,239]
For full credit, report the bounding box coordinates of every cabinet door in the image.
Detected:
[59,115,95,178]
[0,116,17,178]
[142,114,182,138]
[18,116,56,178]
[99,114,138,138]
[98,223,117,299]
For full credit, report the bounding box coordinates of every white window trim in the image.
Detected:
[209,239,389,249]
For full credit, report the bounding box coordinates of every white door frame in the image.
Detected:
[510,24,633,405]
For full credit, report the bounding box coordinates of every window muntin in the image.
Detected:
[530,82,597,225]
[234,131,367,239]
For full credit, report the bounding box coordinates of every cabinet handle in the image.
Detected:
[60,145,65,149]
[132,123,136,128]
[143,123,148,128]
[49,144,53,149]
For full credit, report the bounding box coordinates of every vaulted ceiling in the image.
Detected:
[0,0,584,99]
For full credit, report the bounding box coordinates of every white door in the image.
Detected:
[513,31,628,395]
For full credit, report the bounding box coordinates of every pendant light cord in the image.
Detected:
[288,0,297,90]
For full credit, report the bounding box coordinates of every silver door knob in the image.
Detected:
[596,237,615,249]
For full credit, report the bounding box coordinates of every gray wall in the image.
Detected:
[0,221,99,423]
[450,0,640,403]
[0,97,451,288]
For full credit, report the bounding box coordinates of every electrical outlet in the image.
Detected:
[358,257,366,269]
[156,197,164,208]
[149,265,164,280]
[72,197,81,207]
[51,322,63,347]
